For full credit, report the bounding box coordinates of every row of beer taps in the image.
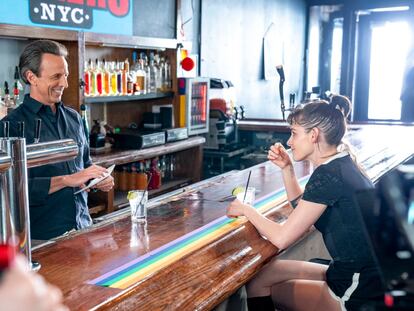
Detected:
[0,120,78,270]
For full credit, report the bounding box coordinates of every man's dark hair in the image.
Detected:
[19,40,68,85]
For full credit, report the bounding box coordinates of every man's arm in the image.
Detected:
[48,165,109,194]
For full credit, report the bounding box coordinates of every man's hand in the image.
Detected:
[93,174,114,192]
[0,256,68,311]
[63,164,108,188]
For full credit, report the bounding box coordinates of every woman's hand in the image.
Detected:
[268,143,292,169]
[226,199,250,218]
[0,256,68,311]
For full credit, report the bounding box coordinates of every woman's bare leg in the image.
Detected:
[272,280,342,311]
[247,259,328,297]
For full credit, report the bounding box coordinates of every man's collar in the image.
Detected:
[23,94,62,114]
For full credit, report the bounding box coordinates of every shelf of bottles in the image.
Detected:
[0,66,23,119]
[83,51,173,104]
[113,154,179,193]
[110,154,190,208]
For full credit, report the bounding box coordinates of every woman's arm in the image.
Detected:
[227,199,327,250]
[280,165,303,202]
[268,143,302,201]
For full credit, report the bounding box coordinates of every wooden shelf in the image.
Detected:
[91,136,206,167]
[0,23,78,41]
[113,178,192,209]
[84,32,178,49]
[84,91,174,104]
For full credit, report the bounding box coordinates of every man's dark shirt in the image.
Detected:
[1,94,92,240]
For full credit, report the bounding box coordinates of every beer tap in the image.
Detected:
[3,121,9,139]
[0,119,78,270]
[233,106,239,120]
[239,105,245,120]
[289,93,296,111]
[34,119,41,144]
[276,65,286,120]
[18,122,25,138]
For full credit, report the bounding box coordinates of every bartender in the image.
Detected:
[1,40,114,240]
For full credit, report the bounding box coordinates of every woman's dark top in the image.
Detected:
[302,152,384,307]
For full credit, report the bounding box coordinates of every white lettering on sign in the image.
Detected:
[40,3,55,21]
[57,5,71,22]
[37,3,85,25]
[71,8,84,24]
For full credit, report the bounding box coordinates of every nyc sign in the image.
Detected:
[29,0,130,29]
[0,0,132,35]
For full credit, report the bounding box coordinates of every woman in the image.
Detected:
[227,96,383,311]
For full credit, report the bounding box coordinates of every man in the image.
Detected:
[1,40,114,240]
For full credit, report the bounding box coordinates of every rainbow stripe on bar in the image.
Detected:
[89,178,309,289]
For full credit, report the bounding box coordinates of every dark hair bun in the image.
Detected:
[330,95,352,118]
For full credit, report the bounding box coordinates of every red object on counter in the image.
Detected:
[0,243,16,269]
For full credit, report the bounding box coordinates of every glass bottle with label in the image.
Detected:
[135,161,148,190]
[110,61,118,96]
[135,58,146,95]
[102,59,110,96]
[80,104,90,143]
[83,60,90,96]
[149,158,161,190]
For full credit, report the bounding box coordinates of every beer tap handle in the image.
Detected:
[289,93,295,110]
[233,107,239,120]
[3,121,9,139]
[240,105,245,120]
[34,119,42,144]
[18,121,25,138]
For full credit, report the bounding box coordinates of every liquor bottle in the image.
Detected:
[110,61,118,96]
[149,158,161,189]
[118,166,128,191]
[95,59,103,96]
[135,57,146,95]
[122,59,128,95]
[13,66,21,106]
[80,104,90,143]
[3,82,13,108]
[124,58,133,95]
[102,59,110,96]
[165,57,172,91]
[130,51,138,94]
[145,160,153,190]
[127,164,136,190]
[89,59,97,96]
[154,54,162,92]
[135,161,148,190]
[160,155,167,180]
[148,52,157,93]
[13,81,19,105]
[83,60,90,96]
[116,60,123,95]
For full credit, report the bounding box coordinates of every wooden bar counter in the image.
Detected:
[33,124,414,310]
